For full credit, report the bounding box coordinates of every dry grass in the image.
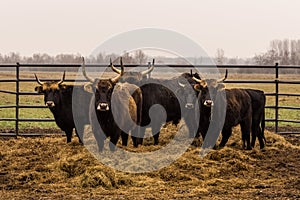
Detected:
[0,125,300,199]
[0,70,300,199]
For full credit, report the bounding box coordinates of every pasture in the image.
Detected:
[0,69,300,199]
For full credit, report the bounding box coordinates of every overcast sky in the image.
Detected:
[1,0,299,58]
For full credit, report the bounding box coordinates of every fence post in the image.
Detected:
[15,62,20,137]
[275,63,279,133]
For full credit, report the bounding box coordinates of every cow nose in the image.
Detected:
[97,103,109,111]
[185,103,194,109]
[46,101,55,107]
[204,100,213,107]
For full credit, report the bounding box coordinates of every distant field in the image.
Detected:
[0,70,299,133]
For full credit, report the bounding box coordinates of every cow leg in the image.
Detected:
[153,132,160,145]
[185,119,199,138]
[131,136,139,148]
[121,131,129,146]
[131,127,140,148]
[257,127,265,149]
[199,125,209,141]
[219,128,232,148]
[240,121,252,150]
[65,129,73,143]
[151,125,162,145]
[195,129,201,138]
[75,126,84,144]
[138,127,146,145]
[251,120,260,148]
[94,131,105,152]
[109,131,121,151]
[251,123,265,149]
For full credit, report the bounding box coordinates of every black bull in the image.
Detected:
[111,61,201,145]
[193,75,266,149]
[34,72,91,143]
[82,58,143,151]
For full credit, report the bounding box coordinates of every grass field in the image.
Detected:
[1,70,299,133]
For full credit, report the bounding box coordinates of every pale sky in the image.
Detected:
[1,0,300,58]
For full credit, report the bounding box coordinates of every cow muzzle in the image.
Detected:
[97,103,109,111]
[185,103,194,109]
[204,100,214,107]
[45,101,55,107]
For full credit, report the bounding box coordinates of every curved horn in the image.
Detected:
[192,76,202,83]
[81,57,95,83]
[178,79,186,88]
[57,71,65,85]
[141,59,155,75]
[34,74,44,85]
[110,60,124,83]
[110,57,122,74]
[119,57,124,75]
[217,69,228,83]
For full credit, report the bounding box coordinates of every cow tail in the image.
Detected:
[261,109,266,144]
[137,90,143,144]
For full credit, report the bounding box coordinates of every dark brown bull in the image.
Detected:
[82,58,143,151]
[245,89,266,149]
[193,72,253,150]
[111,62,201,144]
[34,72,91,143]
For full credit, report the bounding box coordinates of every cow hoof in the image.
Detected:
[191,140,200,147]
[230,142,237,147]
[260,144,265,150]
[133,143,139,148]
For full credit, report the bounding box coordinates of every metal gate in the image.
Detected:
[0,63,299,137]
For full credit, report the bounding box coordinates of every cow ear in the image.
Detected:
[193,84,202,91]
[84,83,94,93]
[217,83,225,91]
[35,86,43,93]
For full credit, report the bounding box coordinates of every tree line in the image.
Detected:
[1,40,300,74]
[253,39,300,66]
[0,50,148,65]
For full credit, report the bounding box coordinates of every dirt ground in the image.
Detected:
[0,126,300,200]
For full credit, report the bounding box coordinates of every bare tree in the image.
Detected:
[122,51,135,64]
[134,50,148,65]
[216,48,225,65]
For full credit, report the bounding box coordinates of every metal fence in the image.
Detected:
[0,63,300,137]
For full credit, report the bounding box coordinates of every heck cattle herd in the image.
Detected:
[34,57,266,151]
